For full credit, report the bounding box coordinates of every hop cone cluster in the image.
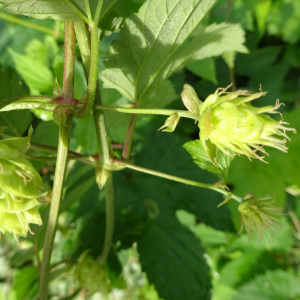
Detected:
[182,85,297,166]
[238,193,284,242]
[76,253,110,297]
[0,134,43,238]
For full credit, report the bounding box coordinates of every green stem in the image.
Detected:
[116,160,243,203]
[38,115,74,300]
[0,96,53,110]
[39,21,76,300]
[75,21,111,175]
[93,105,199,120]
[28,142,82,156]
[63,22,76,104]
[93,0,104,24]
[122,113,137,161]
[22,153,95,163]
[97,173,115,264]
[74,22,90,70]
[84,0,92,20]
[75,20,114,263]
[75,22,99,118]
[0,11,55,35]
[229,68,236,91]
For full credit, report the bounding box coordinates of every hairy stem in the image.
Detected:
[122,113,137,161]
[74,22,90,70]
[22,153,95,163]
[116,160,243,203]
[0,96,53,110]
[229,68,237,91]
[94,0,104,24]
[39,21,76,300]
[75,22,99,118]
[28,142,85,157]
[97,173,115,264]
[39,115,73,300]
[75,20,114,263]
[93,105,199,120]
[63,22,76,104]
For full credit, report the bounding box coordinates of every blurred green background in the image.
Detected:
[0,0,300,299]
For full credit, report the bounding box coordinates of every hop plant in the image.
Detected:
[182,84,297,167]
[0,132,43,238]
[75,252,110,297]
[238,193,284,242]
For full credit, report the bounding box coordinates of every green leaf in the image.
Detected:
[245,0,272,34]
[100,0,247,107]
[211,0,254,32]
[235,46,281,77]
[8,265,39,300]
[176,210,228,247]
[0,64,32,137]
[70,115,98,155]
[31,121,58,147]
[10,248,35,268]
[183,139,233,178]
[0,126,32,150]
[9,49,54,95]
[0,110,32,137]
[186,58,217,84]
[232,269,300,300]
[131,119,234,231]
[99,0,147,33]
[267,0,300,43]
[1,0,102,23]
[218,251,280,289]
[138,214,211,300]
[222,51,236,69]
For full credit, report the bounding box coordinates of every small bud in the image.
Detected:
[181,84,202,114]
[53,105,73,129]
[53,78,63,98]
[238,193,284,242]
[158,113,180,132]
[95,165,110,189]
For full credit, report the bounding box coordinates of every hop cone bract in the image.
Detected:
[0,137,43,238]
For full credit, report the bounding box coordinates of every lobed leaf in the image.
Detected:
[100,0,247,107]
[232,269,300,300]
[183,139,233,178]
[1,0,97,22]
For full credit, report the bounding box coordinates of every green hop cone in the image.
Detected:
[76,252,110,297]
[238,193,284,242]
[196,85,297,166]
[0,135,43,238]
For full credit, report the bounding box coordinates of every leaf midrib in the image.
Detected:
[134,0,177,101]
[138,0,213,102]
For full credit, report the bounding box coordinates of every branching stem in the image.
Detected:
[93,105,199,120]
[122,113,137,161]
[38,21,76,300]
[116,160,243,203]
[63,22,76,104]
[75,20,114,264]
[75,22,99,118]
[38,115,74,300]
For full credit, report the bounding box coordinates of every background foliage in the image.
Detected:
[0,0,300,299]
